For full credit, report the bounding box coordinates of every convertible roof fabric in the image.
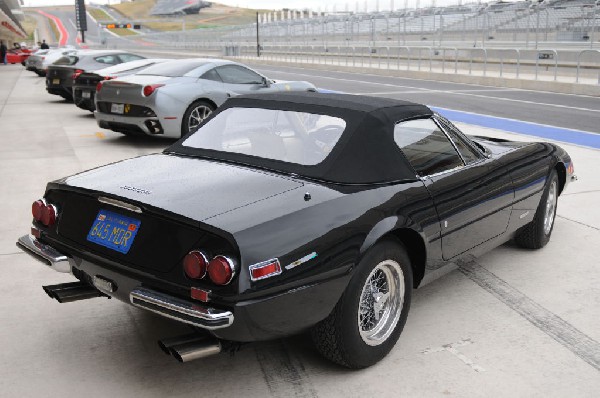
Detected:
[167,92,433,184]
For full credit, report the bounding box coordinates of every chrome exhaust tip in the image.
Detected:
[170,339,222,363]
[42,282,107,303]
[157,333,208,355]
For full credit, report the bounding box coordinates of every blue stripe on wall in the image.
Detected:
[431,106,600,150]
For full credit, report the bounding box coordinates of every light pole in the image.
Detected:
[534,3,540,50]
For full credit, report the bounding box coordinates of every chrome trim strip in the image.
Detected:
[16,234,71,273]
[130,287,233,330]
[98,197,142,213]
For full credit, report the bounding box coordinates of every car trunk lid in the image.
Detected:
[45,154,303,274]
[61,153,304,222]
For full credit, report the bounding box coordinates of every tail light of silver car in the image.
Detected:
[142,84,164,97]
[32,199,58,227]
[183,250,237,286]
[72,69,84,80]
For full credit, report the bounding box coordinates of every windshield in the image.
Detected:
[182,107,346,166]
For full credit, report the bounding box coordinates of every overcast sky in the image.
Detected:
[22,0,499,11]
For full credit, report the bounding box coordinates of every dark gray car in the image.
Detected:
[46,50,145,101]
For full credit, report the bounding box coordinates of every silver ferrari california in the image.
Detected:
[94,58,317,138]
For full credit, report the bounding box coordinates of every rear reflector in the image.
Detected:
[31,226,41,239]
[249,259,282,282]
[190,287,210,302]
[207,256,235,286]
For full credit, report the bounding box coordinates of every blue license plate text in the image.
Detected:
[86,209,141,254]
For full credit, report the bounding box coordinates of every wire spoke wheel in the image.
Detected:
[357,259,405,346]
[543,179,557,236]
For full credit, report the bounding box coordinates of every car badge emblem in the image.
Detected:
[116,89,120,95]
[285,252,318,270]
[120,185,151,195]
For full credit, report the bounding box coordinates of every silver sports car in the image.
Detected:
[94,58,317,138]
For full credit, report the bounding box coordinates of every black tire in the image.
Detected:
[515,169,559,249]
[311,240,413,368]
[181,100,215,137]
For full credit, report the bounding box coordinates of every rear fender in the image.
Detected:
[359,216,428,287]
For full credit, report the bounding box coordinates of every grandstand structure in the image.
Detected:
[131,0,599,48]
[150,0,210,16]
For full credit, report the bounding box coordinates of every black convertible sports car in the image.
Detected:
[17,93,576,368]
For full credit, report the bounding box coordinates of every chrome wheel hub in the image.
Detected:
[543,180,557,235]
[358,260,404,346]
[188,105,212,132]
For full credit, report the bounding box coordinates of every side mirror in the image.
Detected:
[261,76,271,88]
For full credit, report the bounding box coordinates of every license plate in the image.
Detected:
[82,91,91,99]
[111,103,124,114]
[86,209,141,254]
[52,78,60,85]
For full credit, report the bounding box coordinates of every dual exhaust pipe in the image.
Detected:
[42,282,223,362]
[42,282,107,303]
[158,333,222,362]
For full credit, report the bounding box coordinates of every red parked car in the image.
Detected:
[6,48,31,65]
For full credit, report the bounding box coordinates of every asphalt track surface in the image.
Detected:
[248,64,600,135]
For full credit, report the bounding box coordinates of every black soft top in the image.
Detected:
[167,92,433,184]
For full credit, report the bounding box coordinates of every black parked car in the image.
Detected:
[17,93,576,368]
[73,58,169,112]
[46,50,145,101]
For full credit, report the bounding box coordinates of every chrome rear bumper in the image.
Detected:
[17,234,233,330]
[130,287,233,330]
[16,234,71,273]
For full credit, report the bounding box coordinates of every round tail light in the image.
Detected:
[208,256,236,285]
[32,199,45,221]
[41,204,57,226]
[183,251,208,279]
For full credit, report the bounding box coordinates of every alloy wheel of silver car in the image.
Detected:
[188,104,213,132]
[358,259,405,346]
[544,179,558,235]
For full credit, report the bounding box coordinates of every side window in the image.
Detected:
[200,68,222,82]
[435,117,481,164]
[215,65,263,84]
[118,54,144,63]
[394,118,464,176]
[95,55,119,65]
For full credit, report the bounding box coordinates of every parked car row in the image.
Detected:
[25,48,317,139]
[25,46,76,76]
